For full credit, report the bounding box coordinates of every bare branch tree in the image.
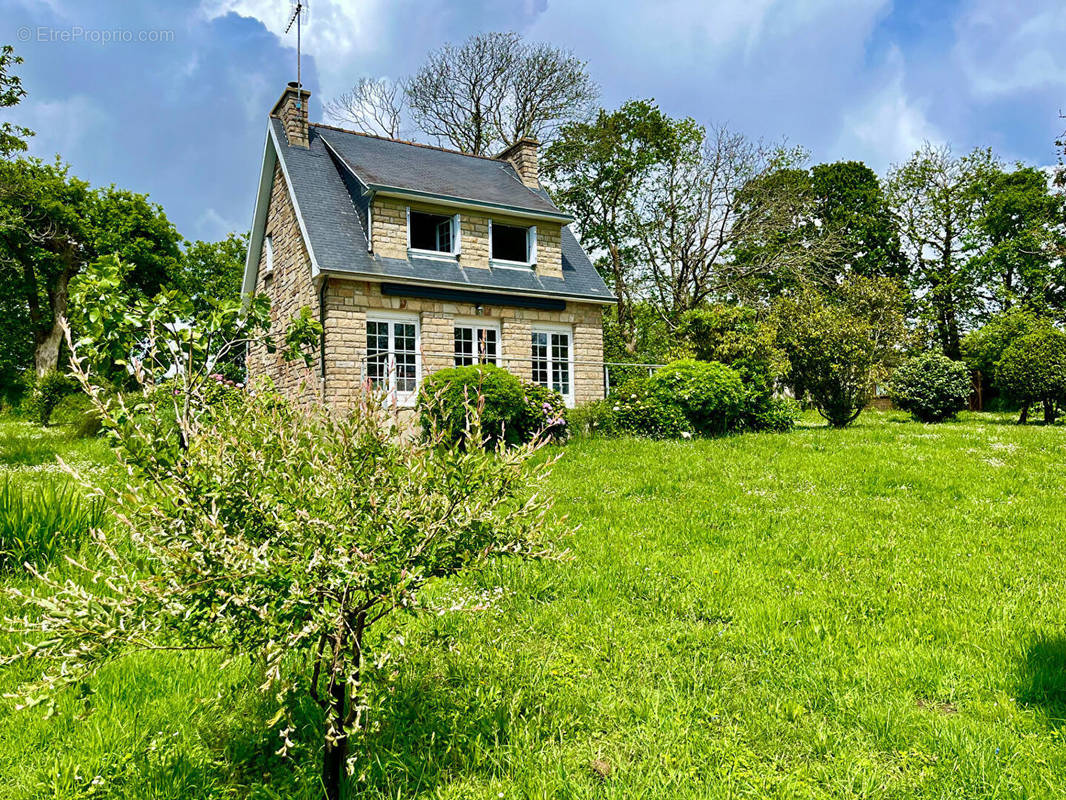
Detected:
[634,126,839,321]
[405,32,598,155]
[323,77,405,138]
[496,40,598,146]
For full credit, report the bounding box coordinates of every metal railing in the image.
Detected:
[357,351,666,401]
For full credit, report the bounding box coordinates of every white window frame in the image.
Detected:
[262,234,274,277]
[407,207,461,260]
[453,317,501,367]
[531,322,575,407]
[489,220,537,269]
[365,311,422,405]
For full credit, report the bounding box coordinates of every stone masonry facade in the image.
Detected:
[370,196,564,279]
[248,163,605,410]
[247,162,321,400]
[321,279,604,408]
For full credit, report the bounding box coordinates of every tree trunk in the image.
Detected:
[1018,403,1030,425]
[1043,399,1058,425]
[322,675,349,800]
[33,264,74,376]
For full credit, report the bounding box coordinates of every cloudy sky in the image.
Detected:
[3,0,1064,243]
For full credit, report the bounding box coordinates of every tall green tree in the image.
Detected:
[0,159,184,378]
[972,166,1066,315]
[0,158,94,376]
[172,231,248,311]
[0,45,33,158]
[886,145,999,359]
[543,100,690,350]
[810,161,905,282]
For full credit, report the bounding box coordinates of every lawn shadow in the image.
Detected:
[1017,634,1066,727]
[354,672,524,796]
[169,667,524,799]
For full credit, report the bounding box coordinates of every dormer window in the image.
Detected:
[407,208,460,257]
[490,221,537,268]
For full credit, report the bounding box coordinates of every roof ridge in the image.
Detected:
[308,121,506,163]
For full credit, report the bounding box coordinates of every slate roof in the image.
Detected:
[263,117,615,304]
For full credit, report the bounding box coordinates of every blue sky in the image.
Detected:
[3,0,1064,243]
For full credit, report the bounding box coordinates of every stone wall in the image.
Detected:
[247,162,321,400]
[321,279,605,409]
[370,196,564,279]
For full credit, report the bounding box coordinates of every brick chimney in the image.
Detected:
[272,81,311,148]
[498,137,540,188]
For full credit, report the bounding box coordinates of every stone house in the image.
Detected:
[242,83,615,411]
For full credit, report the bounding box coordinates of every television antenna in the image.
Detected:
[285,0,310,99]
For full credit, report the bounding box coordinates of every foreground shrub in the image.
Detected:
[889,352,973,423]
[0,477,104,570]
[649,359,744,435]
[418,364,526,446]
[995,329,1066,424]
[6,330,556,800]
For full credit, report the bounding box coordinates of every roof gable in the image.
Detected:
[241,118,614,305]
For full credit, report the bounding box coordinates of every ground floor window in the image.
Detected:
[531,326,573,404]
[454,322,499,366]
[366,313,420,401]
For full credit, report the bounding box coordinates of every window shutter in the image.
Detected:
[405,206,411,250]
[453,213,462,256]
[528,225,538,266]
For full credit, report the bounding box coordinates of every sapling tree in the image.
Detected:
[3,292,557,800]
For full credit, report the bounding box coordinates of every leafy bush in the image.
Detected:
[591,378,693,439]
[419,364,527,446]
[889,352,973,423]
[515,381,568,443]
[773,277,908,427]
[0,476,105,570]
[747,396,800,433]
[995,329,1066,424]
[648,359,744,435]
[962,309,1055,379]
[25,369,75,427]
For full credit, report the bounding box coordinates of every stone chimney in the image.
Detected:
[271,81,311,148]
[498,137,540,188]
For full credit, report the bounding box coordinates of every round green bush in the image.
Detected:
[418,364,526,446]
[648,359,744,436]
[995,329,1066,424]
[888,352,972,423]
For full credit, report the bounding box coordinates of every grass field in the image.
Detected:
[2,411,1066,798]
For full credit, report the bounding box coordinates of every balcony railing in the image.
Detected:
[358,351,666,403]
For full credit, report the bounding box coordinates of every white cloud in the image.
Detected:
[198,0,388,102]
[834,47,943,171]
[954,0,1066,95]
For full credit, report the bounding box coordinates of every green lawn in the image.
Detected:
[2,411,1066,798]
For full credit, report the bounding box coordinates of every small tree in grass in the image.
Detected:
[773,276,908,427]
[889,351,972,423]
[995,329,1066,424]
[4,293,557,799]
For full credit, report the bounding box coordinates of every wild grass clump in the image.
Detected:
[0,476,104,570]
